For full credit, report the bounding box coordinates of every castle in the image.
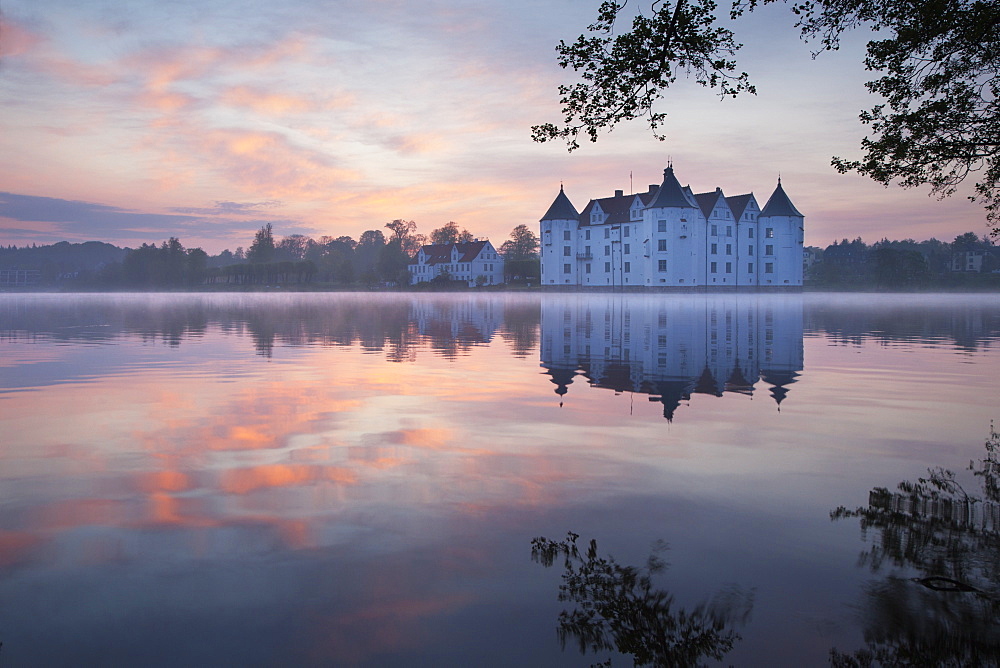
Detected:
[539,165,804,288]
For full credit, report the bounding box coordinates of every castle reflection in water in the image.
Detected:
[540,295,804,420]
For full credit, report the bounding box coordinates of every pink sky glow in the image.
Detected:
[0,0,991,254]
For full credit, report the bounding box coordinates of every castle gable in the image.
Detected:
[725,193,755,221]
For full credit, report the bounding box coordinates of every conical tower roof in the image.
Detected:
[760,178,803,217]
[648,166,697,209]
[540,185,579,221]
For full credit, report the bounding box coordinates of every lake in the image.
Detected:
[2,292,999,667]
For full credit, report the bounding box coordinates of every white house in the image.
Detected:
[409,240,504,286]
[540,165,804,289]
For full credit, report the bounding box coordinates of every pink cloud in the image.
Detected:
[219,86,318,115]
[135,90,199,112]
[197,128,362,197]
[34,56,118,86]
[0,16,43,57]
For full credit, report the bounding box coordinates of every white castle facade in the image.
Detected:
[540,165,804,289]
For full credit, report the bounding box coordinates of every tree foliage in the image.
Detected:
[810,0,1000,233]
[807,233,998,287]
[531,0,751,151]
[537,0,1000,232]
[499,223,540,261]
[274,233,309,261]
[829,422,1000,665]
[429,221,473,245]
[119,238,208,287]
[246,223,276,263]
[531,532,752,666]
[384,219,425,255]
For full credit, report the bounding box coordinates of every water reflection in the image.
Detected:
[831,423,1000,665]
[805,295,1000,352]
[540,295,804,419]
[0,293,539,360]
[532,532,753,666]
[2,293,1000,665]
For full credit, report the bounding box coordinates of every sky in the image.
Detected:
[0,0,991,255]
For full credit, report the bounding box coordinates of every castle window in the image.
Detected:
[604,245,610,256]
[765,228,774,238]
[658,220,666,233]
[624,226,630,237]
[586,264,591,274]
[563,230,571,240]
[711,243,717,254]
[727,226,732,236]
[658,260,667,272]
[604,262,611,272]
[710,261,717,273]
[711,224,718,236]
[563,264,571,274]
[658,240,667,252]
[726,244,732,255]
[765,263,774,274]
[563,246,571,256]
[624,262,631,273]
[624,243,630,254]
[749,228,755,238]
[748,245,754,256]
[766,245,774,256]
[585,230,591,240]
[725,262,732,273]
[748,262,754,273]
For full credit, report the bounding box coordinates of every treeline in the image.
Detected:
[226,223,413,286]
[808,232,999,288]
[0,241,127,282]
[0,219,541,289]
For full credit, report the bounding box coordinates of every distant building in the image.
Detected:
[539,164,804,289]
[409,240,504,286]
[0,269,41,287]
[950,248,999,273]
[803,246,823,271]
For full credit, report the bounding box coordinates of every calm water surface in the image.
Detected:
[1,292,999,666]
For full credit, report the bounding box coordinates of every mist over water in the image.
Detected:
[1,292,998,666]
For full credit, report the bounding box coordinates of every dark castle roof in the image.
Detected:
[694,189,724,220]
[725,193,754,221]
[648,166,697,209]
[760,179,803,217]
[579,185,660,227]
[540,186,579,221]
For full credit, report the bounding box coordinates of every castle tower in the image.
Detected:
[540,185,580,286]
[644,165,704,286]
[758,178,805,286]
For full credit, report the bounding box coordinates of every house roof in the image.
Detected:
[648,166,698,209]
[578,185,660,227]
[580,194,630,226]
[760,179,803,217]
[540,186,579,221]
[693,189,724,220]
[725,193,754,221]
[415,240,490,265]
